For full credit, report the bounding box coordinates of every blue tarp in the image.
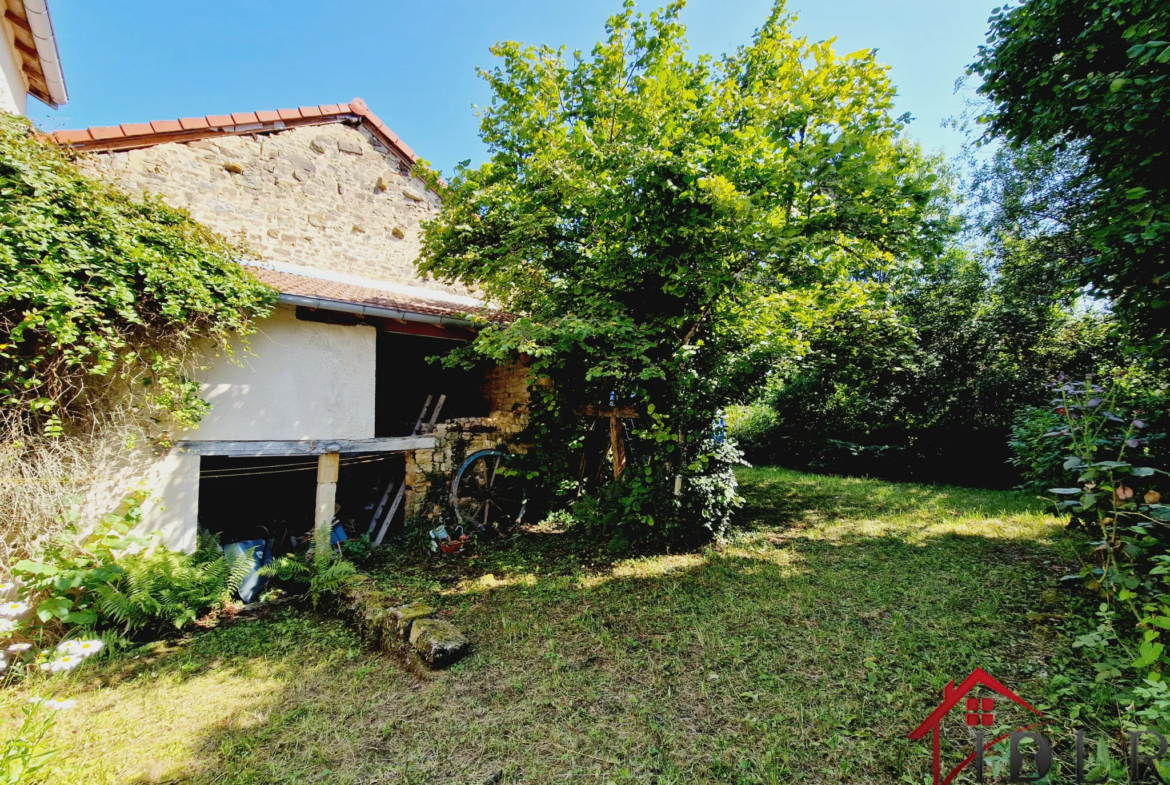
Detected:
[224,539,271,604]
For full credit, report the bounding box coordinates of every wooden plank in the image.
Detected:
[176,436,436,457]
[372,484,405,546]
[574,405,639,419]
[12,37,37,60]
[368,396,432,534]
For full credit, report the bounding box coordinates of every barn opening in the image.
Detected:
[197,452,407,554]
[374,330,489,437]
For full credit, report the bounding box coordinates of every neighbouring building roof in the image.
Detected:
[54,97,416,169]
[3,0,67,107]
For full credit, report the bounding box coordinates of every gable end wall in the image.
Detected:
[76,122,466,296]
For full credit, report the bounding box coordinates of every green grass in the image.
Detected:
[3,468,1081,784]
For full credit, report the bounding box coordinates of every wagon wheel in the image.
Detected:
[450,450,527,536]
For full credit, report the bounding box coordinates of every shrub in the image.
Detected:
[6,496,252,644]
[1008,405,1073,492]
[1014,375,1170,734]
[725,404,781,465]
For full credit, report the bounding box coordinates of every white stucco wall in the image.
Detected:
[0,29,28,116]
[188,305,376,441]
[135,450,200,553]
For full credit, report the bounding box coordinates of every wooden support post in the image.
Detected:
[610,416,627,479]
[315,453,340,567]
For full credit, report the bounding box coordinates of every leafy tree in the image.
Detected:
[735,247,1113,486]
[0,114,275,433]
[418,0,951,540]
[971,0,1170,354]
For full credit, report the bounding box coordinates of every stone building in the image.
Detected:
[54,99,528,553]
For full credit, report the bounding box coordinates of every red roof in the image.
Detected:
[249,267,494,324]
[53,97,418,168]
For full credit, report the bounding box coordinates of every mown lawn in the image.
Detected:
[3,468,1081,784]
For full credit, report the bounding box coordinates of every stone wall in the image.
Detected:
[403,360,531,522]
[76,121,468,296]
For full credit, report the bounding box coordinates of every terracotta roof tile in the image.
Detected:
[89,126,123,140]
[248,268,496,323]
[53,98,423,171]
[54,129,91,143]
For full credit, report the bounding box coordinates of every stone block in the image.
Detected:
[389,602,435,639]
[409,619,470,668]
[310,137,334,154]
[338,139,364,155]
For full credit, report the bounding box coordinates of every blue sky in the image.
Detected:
[33,0,995,176]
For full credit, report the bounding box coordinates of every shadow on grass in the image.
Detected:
[51,505,1076,784]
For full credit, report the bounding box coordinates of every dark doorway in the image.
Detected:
[197,453,406,550]
[374,331,489,436]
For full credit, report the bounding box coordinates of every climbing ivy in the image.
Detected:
[0,114,276,432]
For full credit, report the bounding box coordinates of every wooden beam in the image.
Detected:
[610,416,627,479]
[12,36,37,60]
[573,405,639,419]
[176,436,436,457]
[4,9,31,36]
[294,306,476,341]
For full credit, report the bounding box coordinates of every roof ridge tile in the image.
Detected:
[52,97,419,166]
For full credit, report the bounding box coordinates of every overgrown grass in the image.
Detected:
[3,468,1081,784]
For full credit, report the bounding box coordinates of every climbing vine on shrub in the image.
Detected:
[0,113,276,432]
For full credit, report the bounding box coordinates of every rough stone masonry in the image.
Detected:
[76,121,468,296]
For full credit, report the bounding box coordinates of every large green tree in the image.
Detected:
[972,0,1170,355]
[418,0,951,540]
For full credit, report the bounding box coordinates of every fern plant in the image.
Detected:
[94,533,253,635]
[259,551,356,606]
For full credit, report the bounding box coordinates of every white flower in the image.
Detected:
[7,642,31,653]
[0,619,16,633]
[0,582,14,596]
[0,658,6,672]
[39,662,51,671]
[0,601,28,618]
[70,640,104,657]
[27,696,76,711]
[44,655,83,673]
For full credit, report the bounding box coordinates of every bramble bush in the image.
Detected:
[1011,375,1170,735]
